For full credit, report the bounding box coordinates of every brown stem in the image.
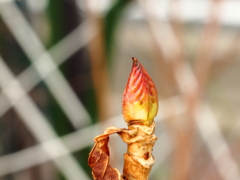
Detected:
[120,123,157,180]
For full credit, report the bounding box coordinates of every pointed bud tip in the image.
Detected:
[122,57,158,126]
[132,57,138,62]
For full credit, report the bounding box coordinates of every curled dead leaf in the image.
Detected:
[88,127,123,180]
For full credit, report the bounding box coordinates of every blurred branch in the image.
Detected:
[193,0,222,95]
[195,103,240,180]
[84,0,113,121]
[0,20,94,128]
[104,0,131,65]
[169,0,185,62]
[0,123,99,177]
[0,2,90,129]
[0,56,89,180]
[211,33,240,77]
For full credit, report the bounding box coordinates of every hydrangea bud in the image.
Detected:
[122,57,158,126]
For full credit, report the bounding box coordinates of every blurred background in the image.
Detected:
[0,0,240,180]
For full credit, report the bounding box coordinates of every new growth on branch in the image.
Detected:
[88,57,158,180]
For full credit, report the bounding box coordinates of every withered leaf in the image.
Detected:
[88,127,124,180]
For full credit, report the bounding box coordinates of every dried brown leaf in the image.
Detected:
[88,127,123,180]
